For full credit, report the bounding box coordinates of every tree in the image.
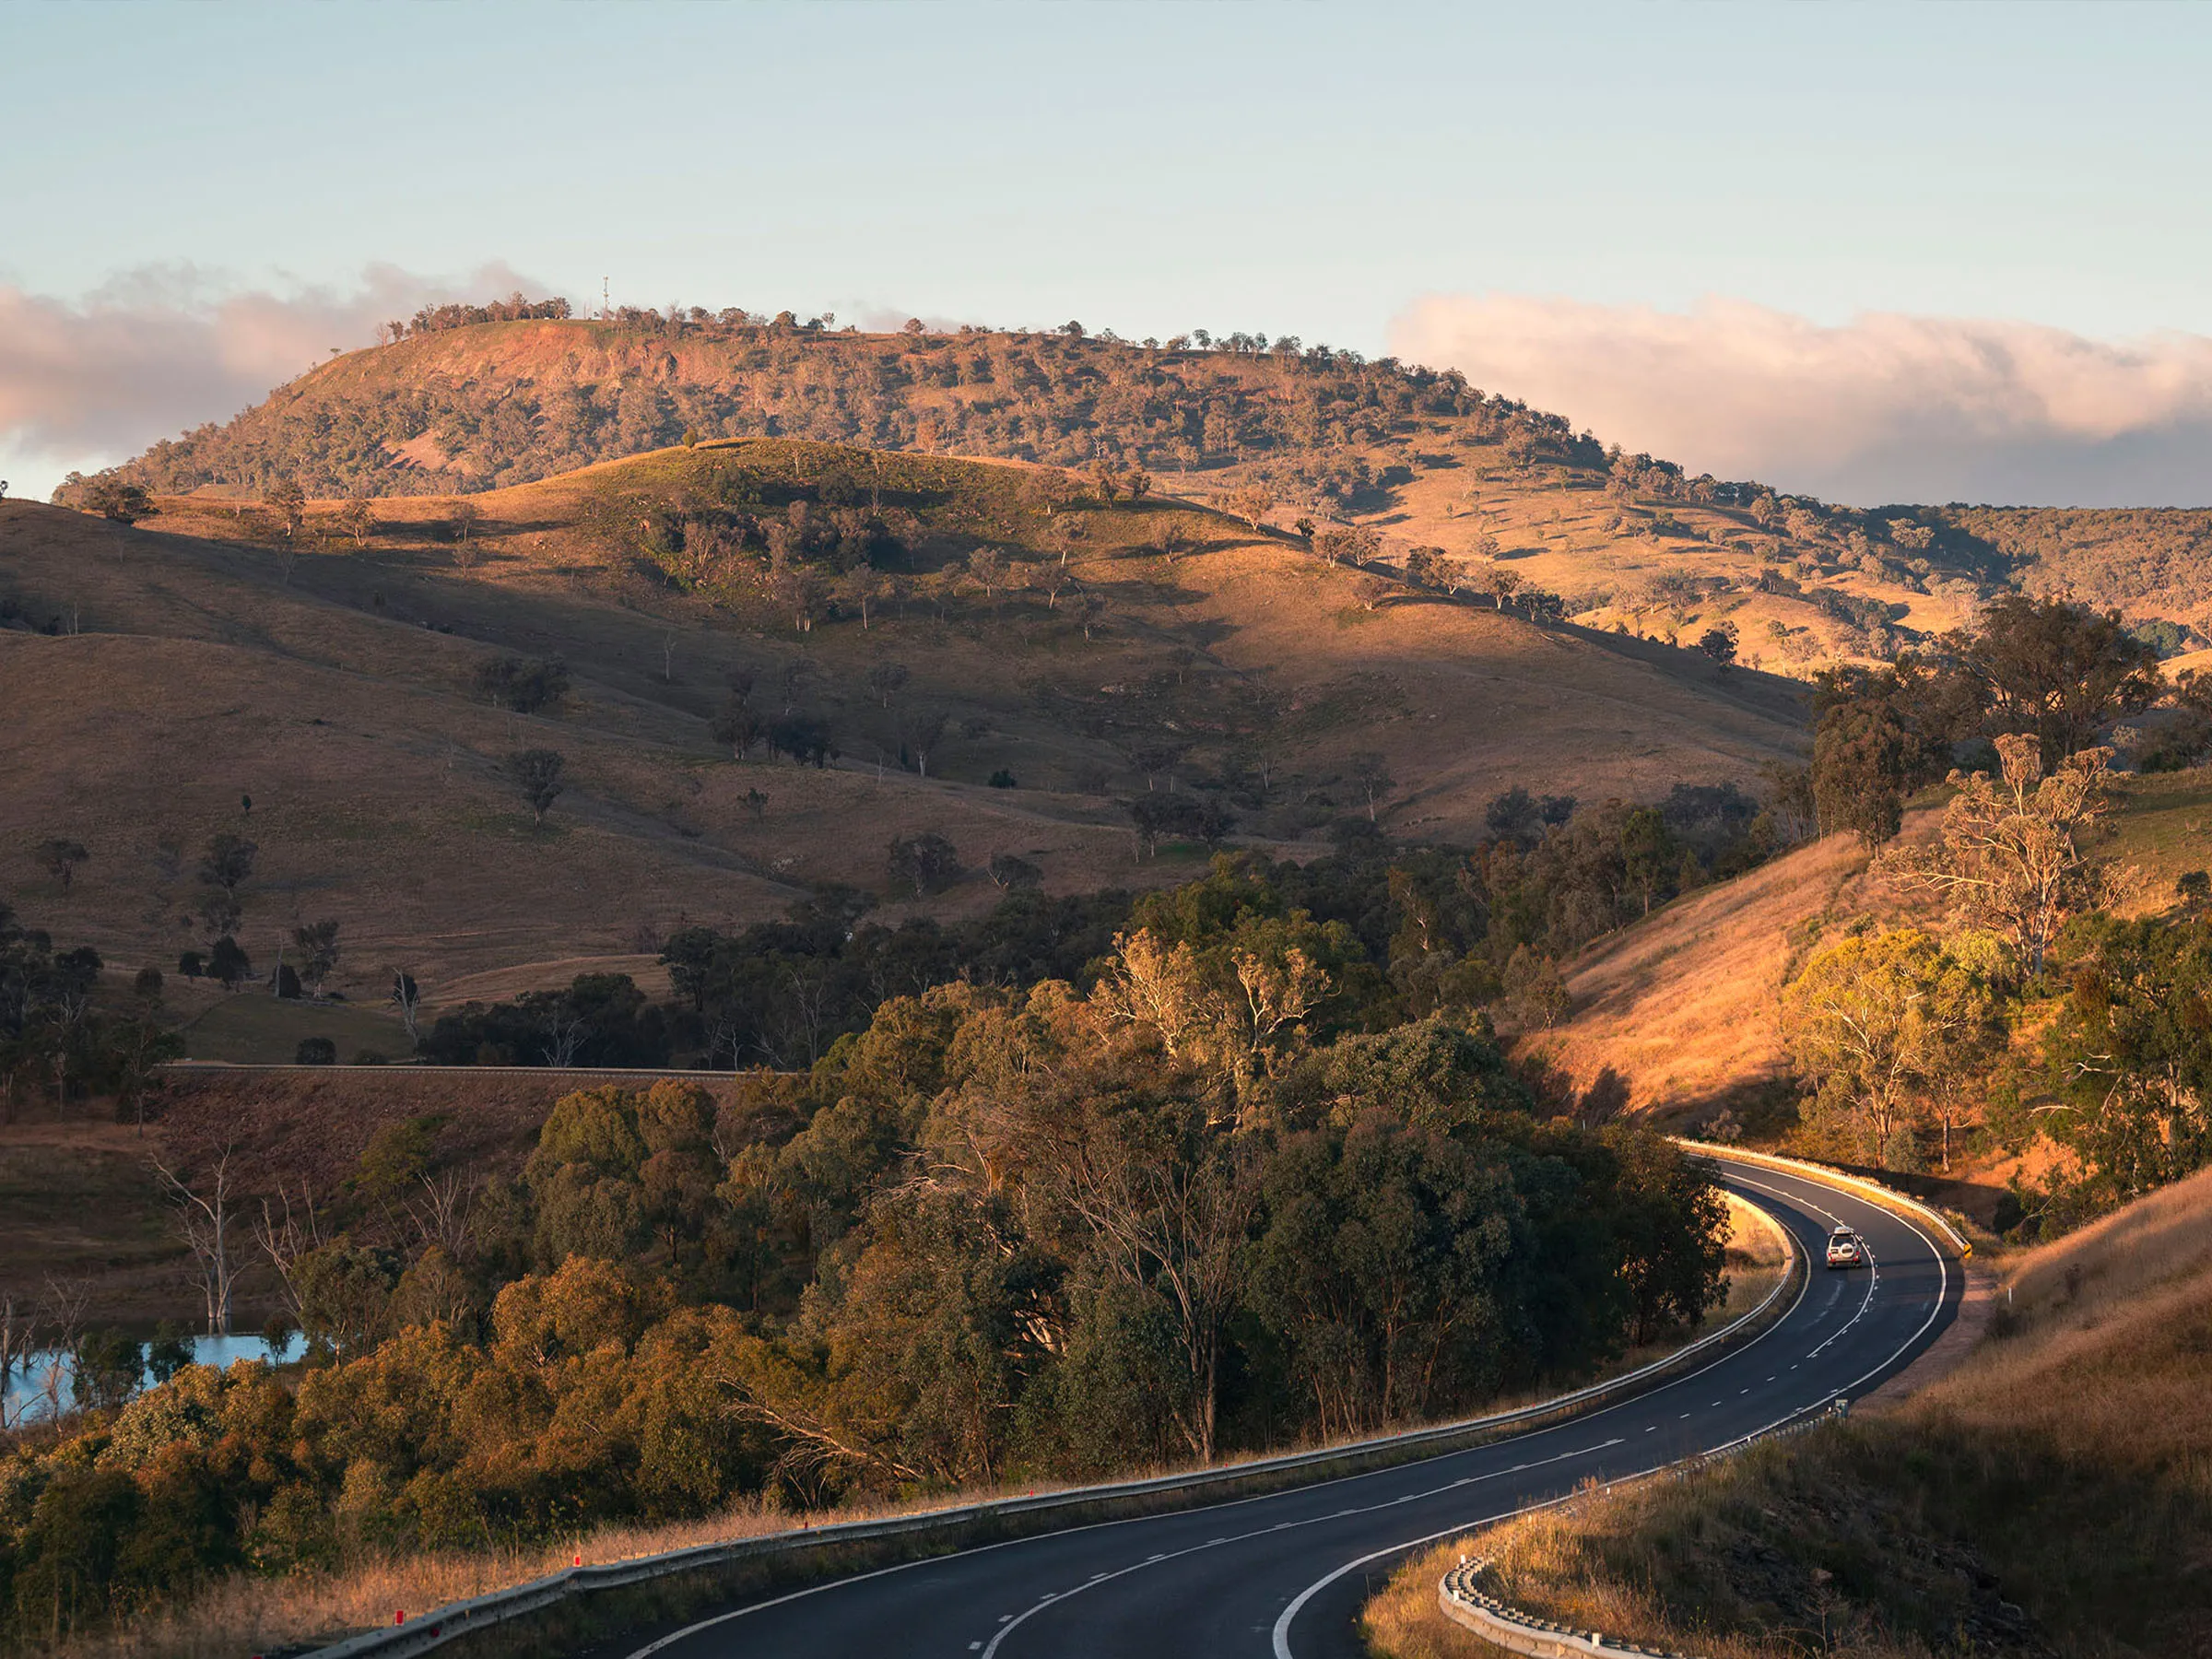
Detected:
[82,476,155,524]
[987,853,1043,891]
[447,499,484,566]
[888,833,962,897]
[336,493,377,548]
[197,833,257,899]
[2042,918,2212,1208]
[1347,752,1393,822]
[1224,484,1275,529]
[1354,573,1394,612]
[151,1145,241,1335]
[711,694,763,759]
[390,969,424,1045]
[509,748,567,826]
[33,838,88,894]
[867,661,911,707]
[290,920,340,998]
[899,707,948,777]
[1960,595,2160,769]
[475,654,570,712]
[266,477,306,540]
[1698,622,1740,674]
[838,565,888,629]
[1879,735,2123,975]
[1783,927,2003,1170]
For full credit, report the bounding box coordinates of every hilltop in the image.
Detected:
[2,438,1807,1057]
[70,309,2212,676]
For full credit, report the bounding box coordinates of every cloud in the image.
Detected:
[1390,293,2212,508]
[0,261,543,498]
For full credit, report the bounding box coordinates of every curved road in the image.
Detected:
[619,1164,1958,1659]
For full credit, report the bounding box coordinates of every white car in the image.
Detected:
[1826,1226,1865,1269]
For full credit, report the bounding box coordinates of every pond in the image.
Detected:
[3,1333,280,1425]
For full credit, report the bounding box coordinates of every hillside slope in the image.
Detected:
[78,313,2210,673]
[2,441,1809,1022]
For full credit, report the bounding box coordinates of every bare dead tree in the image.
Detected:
[406,1169,480,1260]
[36,1277,90,1420]
[252,1181,330,1331]
[542,1006,590,1068]
[153,1146,241,1335]
[0,1296,37,1430]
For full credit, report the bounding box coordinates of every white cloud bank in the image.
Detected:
[1391,293,2212,508]
[0,262,541,500]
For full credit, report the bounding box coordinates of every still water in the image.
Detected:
[2,1333,278,1423]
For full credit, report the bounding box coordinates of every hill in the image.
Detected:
[70,312,2211,677]
[1369,1158,2212,1658]
[2,439,1810,1052]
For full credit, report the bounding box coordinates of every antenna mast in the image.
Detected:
[603,276,609,321]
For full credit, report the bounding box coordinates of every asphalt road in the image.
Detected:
[621,1164,1959,1659]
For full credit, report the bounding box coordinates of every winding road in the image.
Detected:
[617,1162,1959,1659]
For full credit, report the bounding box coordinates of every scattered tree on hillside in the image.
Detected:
[1959,595,2160,769]
[1347,752,1393,823]
[509,748,567,827]
[1879,735,2125,975]
[867,662,910,707]
[389,968,424,1044]
[447,499,484,567]
[987,853,1043,891]
[33,838,88,894]
[1224,484,1276,529]
[888,832,962,897]
[266,477,306,540]
[475,654,569,712]
[337,492,377,547]
[899,706,948,777]
[711,692,763,759]
[291,920,341,999]
[2041,918,2212,1209]
[1698,621,1740,674]
[197,833,257,900]
[80,476,154,524]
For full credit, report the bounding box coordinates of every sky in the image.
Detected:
[6,1,2212,505]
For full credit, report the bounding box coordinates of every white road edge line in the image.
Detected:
[623,1168,1848,1659]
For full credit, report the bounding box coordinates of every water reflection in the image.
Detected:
[2,1334,279,1423]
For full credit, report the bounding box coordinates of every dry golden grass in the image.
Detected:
[2,449,1808,1032]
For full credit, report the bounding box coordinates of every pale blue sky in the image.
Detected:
[6,2,2212,502]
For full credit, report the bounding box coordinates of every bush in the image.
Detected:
[295,1037,338,1065]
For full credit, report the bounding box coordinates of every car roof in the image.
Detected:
[1830,1224,1854,1234]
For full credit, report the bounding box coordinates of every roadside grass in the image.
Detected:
[1366,1159,2212,1659]
[179,993,413,1065]
[33,1203,1793,1659]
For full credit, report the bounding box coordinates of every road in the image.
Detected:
[618,1163,1959,1659]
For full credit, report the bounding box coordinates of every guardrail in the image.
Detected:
[308,1190,1805,1657]
[1435,1404,1848,1659]
[1674,1138,1973,1258]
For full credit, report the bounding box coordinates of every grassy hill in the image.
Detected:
[2,440,1809,1046]
[69,312,2212,677]
[1525,765,2211,1139]
[1368,1158,2212,1658]
[77,312,2212,681]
